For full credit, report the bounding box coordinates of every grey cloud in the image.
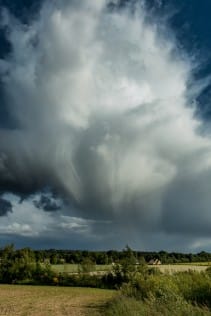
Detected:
[0,197,12,216]
[0,0,211,250]
[162,169,211,236]
[33,194,61,212]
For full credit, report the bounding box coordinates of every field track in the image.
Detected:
[0,285,114,316]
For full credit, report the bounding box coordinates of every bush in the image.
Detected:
[105,294,211,316]
[105,269,211,316]
[78,258,96,274]
[121,273,180,302]
[173,271,211,307]
[31,263,58,285]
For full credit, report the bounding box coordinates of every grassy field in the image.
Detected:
[0,285,115,316]
[155,264,209,273]
[178,261,211,266]
[51,264,112,274]
[51,263,211,275]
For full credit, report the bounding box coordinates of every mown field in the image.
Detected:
[52,264,112,274]
[154,264,209,273]
[51,263,211,274]
[0,285,115,316]
[179,261,211,266]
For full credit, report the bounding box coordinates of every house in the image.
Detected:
[148,259,161,265]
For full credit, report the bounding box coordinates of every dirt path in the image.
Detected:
[0,285,114,316]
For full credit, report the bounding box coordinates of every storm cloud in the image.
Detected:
[33,194,61,212]
[0,197,12,216]
[0,0,211,250]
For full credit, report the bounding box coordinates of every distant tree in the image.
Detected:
[121,245,137,266]
[0,245,57,284]
[78,257,96,274]
[0,245,35,282]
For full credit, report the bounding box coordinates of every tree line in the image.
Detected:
[1,244,211,290]
[0,244,142,287]
[0,245,211,265]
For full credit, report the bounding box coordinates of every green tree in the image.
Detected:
[79,257,96,273]
[120,245,137,277]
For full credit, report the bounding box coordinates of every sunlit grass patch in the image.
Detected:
[0,285,115,316]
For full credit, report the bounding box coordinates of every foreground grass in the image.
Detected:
[105,295,211,316]
[0,285,115,316]
[105,269,211,316]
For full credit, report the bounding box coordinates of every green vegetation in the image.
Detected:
[2,244,211,315]
[0,244,56,285]
[105,295,211,316]
[105,263,211,315]
[1,245,210,265]
[52,263,111,274]
[0,244,122,288]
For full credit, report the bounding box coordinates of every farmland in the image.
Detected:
[1,246,211,315]
[52,264,112,274]
[0,285,115,316]
[51,263,211,275]
[153,263,209,273]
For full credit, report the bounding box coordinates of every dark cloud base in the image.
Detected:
[0,197,12,216]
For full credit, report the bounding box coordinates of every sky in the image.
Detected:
[0,0,211,252]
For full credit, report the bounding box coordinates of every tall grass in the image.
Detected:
[105,267,211,315]
[105,295,211,316]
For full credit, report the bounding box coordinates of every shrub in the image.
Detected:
[121,273,180,302]
[78,258,96,274]
[174,271,211,307]
[105,294,211,316]
[105,269,211,316]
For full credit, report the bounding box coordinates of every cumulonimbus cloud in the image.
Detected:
[0,0,211,247]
